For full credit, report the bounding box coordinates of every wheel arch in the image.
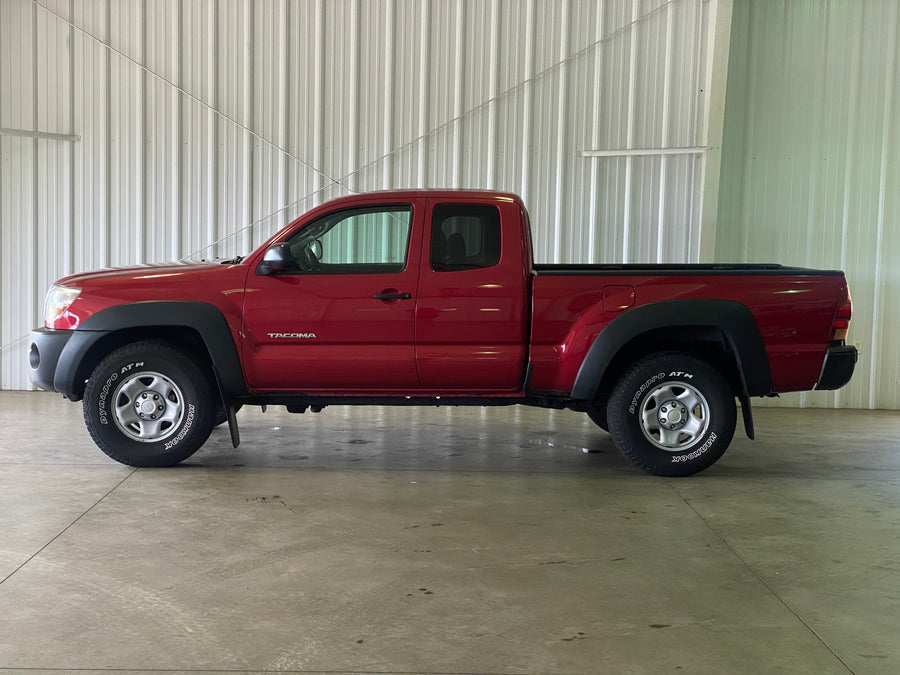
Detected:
[54,302,247,402]
[571,299,771,403]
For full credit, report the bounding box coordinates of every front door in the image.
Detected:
[242,200,423,392]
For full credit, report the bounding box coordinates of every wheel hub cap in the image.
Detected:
[658,400,688,429]
[639,381,711,452]
[113,371,185,443]
[134,391,165,419]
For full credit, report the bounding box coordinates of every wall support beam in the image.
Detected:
[698,0,734,262]
[0,127,80,142]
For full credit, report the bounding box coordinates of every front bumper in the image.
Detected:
[28,327,73,394]
[815,344,858,390]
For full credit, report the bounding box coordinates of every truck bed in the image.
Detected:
[528,263,850,396]
[533,263,844,276]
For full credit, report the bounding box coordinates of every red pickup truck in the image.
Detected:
[28,190,857,476]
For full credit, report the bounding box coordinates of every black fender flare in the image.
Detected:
[570,299,771,401]
[53,301,248,401]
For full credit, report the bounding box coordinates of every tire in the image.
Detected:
[83,340,216,467]
[607,352,736,477]
[587,402,609,432]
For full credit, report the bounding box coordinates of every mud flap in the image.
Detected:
[226,403,241,448]
[738,391,755,440]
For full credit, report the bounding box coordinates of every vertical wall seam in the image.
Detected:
[839,8,863,274]
[67,0,75,275]
[32,0,40,327]
[240,0,251,252]
[247,1,256,245]
[868,0,897,410]
[282,0,290,233]
[656,2,674,262]
[586,3,603,264]
[452,1,464,187]
[622,0,639,262]
[313,0,324,197]
[778,6,793,262]
[737,3,755,261]
[686,0,702,261]
[520,0,535,207]
[348,0,359,192]
[416,2,430,187]
[834,4,865,408]
[382,0,394,189]
[139,0,147,263]
[805,1,828,270]
[0,2,4,387]
[551,0,570,263]
[174,0,183,258]
[486,0,500,189]
[212,0,220,257]
[104,0,111,266]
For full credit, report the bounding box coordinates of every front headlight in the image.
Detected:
[44,285,81,329]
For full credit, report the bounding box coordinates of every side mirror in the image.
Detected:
[256,243,297,276]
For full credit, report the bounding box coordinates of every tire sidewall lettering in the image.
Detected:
[164,403,195,451]
[628,372,667,415]
[97,371,118,425]
[628,371,696,415]
[671,431,717,463]
[97,360,148,426]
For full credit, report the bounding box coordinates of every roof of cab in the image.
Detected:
[314,188,523,207]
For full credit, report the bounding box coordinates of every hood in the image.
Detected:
[49,259,251,329]
[56,260,224,287]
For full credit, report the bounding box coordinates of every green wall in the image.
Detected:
[717,0,899,409]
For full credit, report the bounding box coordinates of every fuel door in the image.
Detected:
[602,285,636,312]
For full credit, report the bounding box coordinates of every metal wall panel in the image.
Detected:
[1,0,720,390]
[718,0,899,410]
[1,0,39,391]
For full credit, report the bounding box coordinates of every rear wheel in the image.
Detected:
[83,340,216,467]
[607,352,736,476]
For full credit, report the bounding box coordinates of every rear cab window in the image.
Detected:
[430,204,501,272]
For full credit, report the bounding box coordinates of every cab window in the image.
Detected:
[430,204,501,272]
[286,205,412,274]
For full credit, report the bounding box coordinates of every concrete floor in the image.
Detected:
[0,392,898,675]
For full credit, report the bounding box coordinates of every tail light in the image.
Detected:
[830,286,852,342]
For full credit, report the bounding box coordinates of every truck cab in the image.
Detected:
[241,191,532,394]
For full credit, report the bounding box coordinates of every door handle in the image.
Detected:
[373,291,412,301]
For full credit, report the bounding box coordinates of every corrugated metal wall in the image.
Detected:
[718,0,899,410]
[1,0,720,390]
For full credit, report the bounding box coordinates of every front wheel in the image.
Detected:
[83,341,216,467]
[607,352,736,477]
